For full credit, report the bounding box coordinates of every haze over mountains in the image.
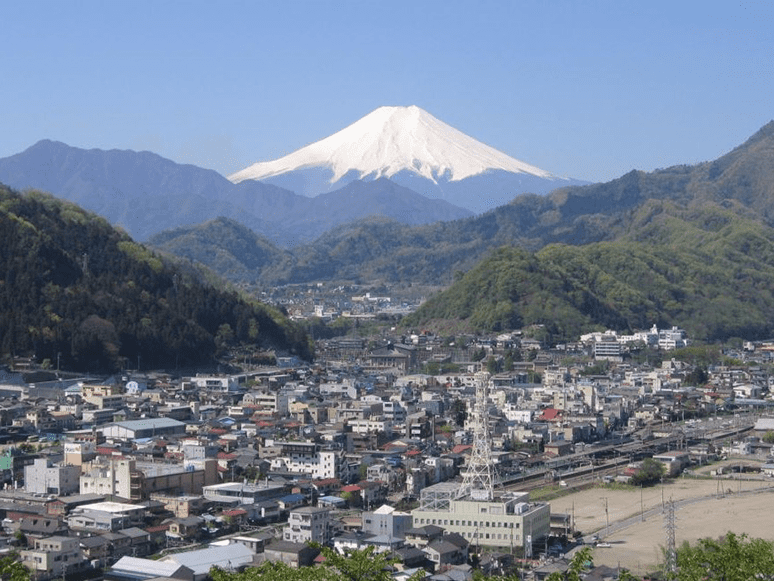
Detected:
[0,106,583,244]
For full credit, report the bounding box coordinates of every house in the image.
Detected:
[423,537,467,571]
[21,536,88,581]
[67,501,145,535]
[166,516,205,542]
[262,540,319,568]
[652,451,691,477]
[17,515,68,540]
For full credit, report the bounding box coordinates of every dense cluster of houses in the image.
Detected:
[1,325,774,580]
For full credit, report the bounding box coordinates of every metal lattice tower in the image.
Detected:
[456,371,496,501]
[663,498,677,580]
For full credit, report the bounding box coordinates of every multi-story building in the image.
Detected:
[362,504,412,539]
[24,458,81,496]
[182,374,243,392]
[150,494,205,518]
[67,501,145,534]
[594,335,622,360]
[269,441,348,480]
[202,482,287,505]
[21,536,87,581]
[79,458,218,501]
[411,483,550,552]
[283,506,331,545]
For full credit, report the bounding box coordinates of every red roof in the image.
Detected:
[341,484,361,493]
[539,408,561,421]
[223,509,247,517]
[452,444,472,454]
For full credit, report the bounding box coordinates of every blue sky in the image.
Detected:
[3,1,772,183]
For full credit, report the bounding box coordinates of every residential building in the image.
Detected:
[362,504,413,539]
[283,506,332,545]
[66,501,145,534]
[21,536,87,581]
[269,441,348,480]
[202,482,286,506]
[24,458,81,496]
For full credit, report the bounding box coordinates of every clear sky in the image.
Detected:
[2,0,772,183]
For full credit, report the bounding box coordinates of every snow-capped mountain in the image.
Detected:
[229,105,588,213]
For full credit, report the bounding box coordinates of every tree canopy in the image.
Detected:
[210,546,424,581]
[0,186,313,371]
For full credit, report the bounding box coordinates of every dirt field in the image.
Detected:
[548,466,774,577]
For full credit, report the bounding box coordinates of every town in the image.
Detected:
[2,320,774,581]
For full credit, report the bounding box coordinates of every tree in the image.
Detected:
[209,546,424,581]
[0,554,30,581]
[631,457,666,486]
[472,347,487,362]
[545,547,593,580]
[452,398,468,427]
[676,532,774,581]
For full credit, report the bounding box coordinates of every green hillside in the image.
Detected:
[405,201,774,342]
[0,186,312,372]
[148,217,294,284]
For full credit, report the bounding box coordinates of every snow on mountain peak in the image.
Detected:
[228,105,555,185]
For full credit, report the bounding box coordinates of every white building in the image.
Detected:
[411,484,550,552]
[24,458,81,496]
[283,506,332,545]
[269,441,348,480]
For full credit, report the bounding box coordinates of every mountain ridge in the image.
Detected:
[148,119,774,292]
[0,139,472,244]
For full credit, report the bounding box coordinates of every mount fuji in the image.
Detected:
[229,105,589,213]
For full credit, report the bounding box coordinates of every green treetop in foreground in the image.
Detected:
[207,535,774,581]
[210,546,424,581]
[540,533,774,581]
[0,555,30,581]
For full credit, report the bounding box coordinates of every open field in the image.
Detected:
[548,465,774,577]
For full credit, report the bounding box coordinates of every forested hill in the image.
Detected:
[149,121,774,288]
[0,185,313,372]
[404,201,774,342]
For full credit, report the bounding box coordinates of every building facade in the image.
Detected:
[411,485,550,552]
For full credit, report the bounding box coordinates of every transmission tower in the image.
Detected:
[663,498,677,580]
[456,371,496,501]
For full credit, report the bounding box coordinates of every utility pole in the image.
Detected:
[601,497,609,538]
